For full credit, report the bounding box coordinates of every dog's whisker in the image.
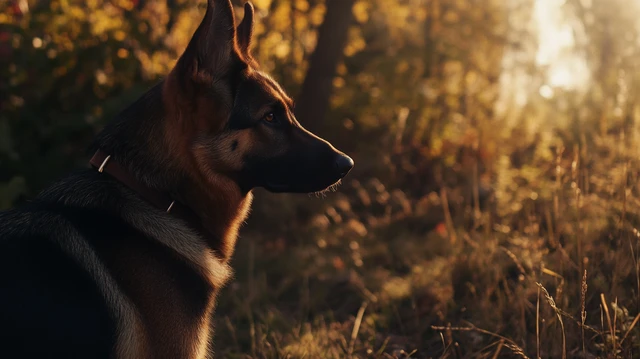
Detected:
[309,179,343,198]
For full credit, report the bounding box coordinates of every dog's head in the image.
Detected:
[164,0,353,195]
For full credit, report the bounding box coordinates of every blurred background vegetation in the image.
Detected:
[3,0,640,357]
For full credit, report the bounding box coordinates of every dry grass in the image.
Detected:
[213,123,640,358]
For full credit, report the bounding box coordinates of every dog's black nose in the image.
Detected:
[335,154,354,177]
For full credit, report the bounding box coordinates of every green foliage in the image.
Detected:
[0,0,195,207]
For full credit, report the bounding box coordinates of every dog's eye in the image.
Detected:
[263,112,276,123]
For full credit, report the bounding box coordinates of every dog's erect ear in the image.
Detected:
[236,2,255,60]
[178,0,238,82]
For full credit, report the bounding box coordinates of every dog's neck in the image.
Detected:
[175,175,252,261]
[93,81,251,261]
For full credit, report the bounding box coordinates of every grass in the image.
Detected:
[211,122,640,358]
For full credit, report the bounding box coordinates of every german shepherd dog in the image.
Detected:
[0,0,353,357]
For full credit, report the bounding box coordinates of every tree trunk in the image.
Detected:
[295,0,356,133]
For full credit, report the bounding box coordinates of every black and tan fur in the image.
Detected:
[0,0,353,358]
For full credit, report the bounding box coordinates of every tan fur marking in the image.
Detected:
[176,156,252,261]
[192,131,255,173]
[192,296,217,359]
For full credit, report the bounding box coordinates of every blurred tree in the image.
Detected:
[320,0,511,197]
[295,0,356,133]
[564,0,640,138]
